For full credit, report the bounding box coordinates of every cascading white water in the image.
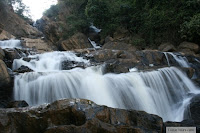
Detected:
[0,39,22,49]
[13,51,89,71]
[164,52,190,67]
[13,51,200,122]
[89,24,101,33]
[88,38,101,49]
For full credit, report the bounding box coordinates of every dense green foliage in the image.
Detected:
[44,0,89,40]
[44,0,200,47]
[86,0,200,46]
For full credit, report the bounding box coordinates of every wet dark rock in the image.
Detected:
[181,67,195,79]
[0,47,5,60]
[22,57,32,62]
[135,50,168,68]
[62,61,86,70]
[0,59,13,108]
[0,99,163,133]
[164,119,200,133]
[3,48,21,68]
[6,100,28,108]
[189,94,200,125]
[14,65,33,73]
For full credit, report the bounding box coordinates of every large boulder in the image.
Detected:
[178,42,199,54]
[0,59,12,108]
[3,49,21,68]
[60,33,92,51]
[158,42,176,52]
[0,99,163,133]
[0,59,10,87]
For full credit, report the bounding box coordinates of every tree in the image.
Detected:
[6,0,31,20]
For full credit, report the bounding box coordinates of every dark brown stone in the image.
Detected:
[60,33,92,51]
[178,42,199,54]
[0,99,163,133]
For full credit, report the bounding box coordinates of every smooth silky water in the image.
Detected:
[12,51,200,122]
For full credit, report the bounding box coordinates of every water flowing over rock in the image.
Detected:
[13,51,89,72]
[0,99,163,133]
[13,50,200,122]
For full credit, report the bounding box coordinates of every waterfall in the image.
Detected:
[88,38,101,49]
[89,24,101,33]
[0,39,22,49]
[13,51,200,122]
[164,52,190,67]
[13,51,90,71]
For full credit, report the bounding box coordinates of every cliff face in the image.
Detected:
[0,1,41,39]
[35,0,92,50]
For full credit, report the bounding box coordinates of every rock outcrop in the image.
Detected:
[60,33,92,51]
[0,1,41,39]
[21,38,53,53]
[0,99,163,133]
[34,16,62,44]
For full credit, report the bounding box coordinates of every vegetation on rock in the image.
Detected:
[43,0,200,48]
[2,0,31,21]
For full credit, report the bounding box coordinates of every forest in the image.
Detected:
[43,0,200,47]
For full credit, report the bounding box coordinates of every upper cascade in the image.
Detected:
[13,51,90,72]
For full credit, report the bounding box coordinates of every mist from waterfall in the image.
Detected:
[13,51,200,122]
